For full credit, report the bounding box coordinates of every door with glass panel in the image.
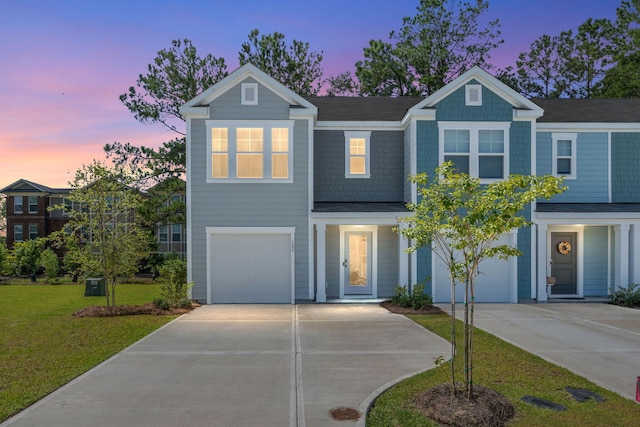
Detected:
[344,232,372,295]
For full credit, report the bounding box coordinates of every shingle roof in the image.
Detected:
[304,96,423,121]
[536,203,640,213]
[531,98,640,123]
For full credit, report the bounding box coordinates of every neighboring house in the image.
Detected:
[0,179,71,249]
[0,179,187,258]
[182,64,637,305]
[147,178,187,258]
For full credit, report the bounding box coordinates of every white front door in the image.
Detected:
[344,231,372,295]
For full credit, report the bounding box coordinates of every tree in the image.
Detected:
[55,161,151,309]
[238,29,324,96]
[325,71,361,96]
[0,194,6,236]
[515,34,568,98]
[356,0,503,96]
[398,163,565,397]
[12,238,47,282]
[106,39,228,185]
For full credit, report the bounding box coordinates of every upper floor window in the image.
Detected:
[439,122,510,182]
[14,224,23,242]
[207,120,294,183]
[552,133,577,179]
[344,131,371,178]
[29,196,38,213]
[171,224,182,242]
[14,197,23,214]
[159,225,168,242]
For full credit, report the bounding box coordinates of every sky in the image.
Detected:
[0,0,619,190]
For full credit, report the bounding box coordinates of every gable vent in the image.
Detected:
[465,84,482,106]
[242,83,258,105]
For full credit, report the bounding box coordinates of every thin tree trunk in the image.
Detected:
[464,274,470,394]
[468,275,476,399]
[450,276,456,392]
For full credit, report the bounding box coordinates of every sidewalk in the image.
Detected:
[2,304,450,427]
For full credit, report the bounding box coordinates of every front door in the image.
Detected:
[550,232,577,295]
[344,231,372,295]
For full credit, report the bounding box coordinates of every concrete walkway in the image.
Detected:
[447,302,640,401]
[2,305,450,427]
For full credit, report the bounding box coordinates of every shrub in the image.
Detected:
[152,297,170,310]
[158,258,192,307]
[391,282,433,310]
[609,284,640,308]
[39,249,60,284]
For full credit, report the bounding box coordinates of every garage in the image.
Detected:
[432,233,516,303]
[208,228,295,303]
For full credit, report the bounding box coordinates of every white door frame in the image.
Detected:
[339,225,378,298]
[206,227,296,304]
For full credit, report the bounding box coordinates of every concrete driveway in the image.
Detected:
[448,302,640,401]
[1,304,450,427]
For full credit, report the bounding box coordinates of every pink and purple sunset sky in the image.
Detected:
[0,0,618,190]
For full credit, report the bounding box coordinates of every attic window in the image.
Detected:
[242,83,258,105]
[465,84,482,106]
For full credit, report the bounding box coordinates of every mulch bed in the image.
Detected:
[72,302,199,317]
[380,300,445,315]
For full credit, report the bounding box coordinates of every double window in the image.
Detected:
[344,131,371,178]
[207,120,293,182]
[439,122,510,181]
[552,133,577,178]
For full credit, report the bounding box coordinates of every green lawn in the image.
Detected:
[0,283,176,422]
[367,312,640,427]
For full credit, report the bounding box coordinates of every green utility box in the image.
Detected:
[85,278,106,296]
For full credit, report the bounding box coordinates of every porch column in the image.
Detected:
[536,223,548,302]
[398,224,409,289]
[614,224,630,290]
[633,224,640,284]
[315,223,327,302]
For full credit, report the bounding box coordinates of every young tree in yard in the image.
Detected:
[356,0,503,96]
[12,238,47,282]
[239,29,324,96]
[398,163,565,397]
[0,195,6,236]
[56,161,151,309]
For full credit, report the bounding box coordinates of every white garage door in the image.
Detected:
[433,233,515,303]
[209,231,293,303]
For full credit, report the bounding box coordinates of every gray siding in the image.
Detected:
[378,226,399,297]
[537,132,609,203]
[325,225,340,298]
[404,124,412,203]
[314,130,405,202]
[584,226,609,296]
[612,132,640,202]
[189,79,310,302]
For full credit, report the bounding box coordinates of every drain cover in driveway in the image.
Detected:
[329,407,361,421]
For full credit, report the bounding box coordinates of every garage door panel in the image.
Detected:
[210,233,292,303]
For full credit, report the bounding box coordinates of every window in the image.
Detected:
[14,197,23,214]
[439,122,510,181]
[29,224,38,240]
[159,225,168,242]
[14,224,23,242]
[241,83,258,105]
[344,131,371,178]
[171,224,182,242]
[207,120,294,182]
[552,133,577,178]
[29,196,38,213]
[465,84,482,106]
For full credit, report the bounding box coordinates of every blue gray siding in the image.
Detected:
[510,121,532,175]
[584,226,609,296]
[404,124,412,202]
[378,226,399,297]
[314,130,405,202]
[435,81,513,122]
[325,225,340,298]
[612,132,640,202]
[537,132,609,202]
[189,80,310,302]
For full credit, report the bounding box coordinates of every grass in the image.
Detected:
[367,312,640,427]
[0,283,176,422]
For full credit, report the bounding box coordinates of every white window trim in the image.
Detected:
[552,133,577,179]
[28,196,38,214]
[241,83,258,105]
[344,131,371,179]
[14,224,23,242]
[438,121,510,183]
[465,84,482,106]
[206,120,294,183]
[14,197,23,214]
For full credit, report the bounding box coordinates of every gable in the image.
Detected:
[435,79,514,121]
